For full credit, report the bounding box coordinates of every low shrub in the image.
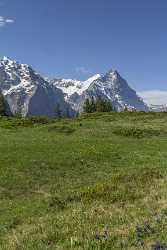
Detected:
[0,116,50,129]
[67,168,162,204]
[113,126,163,138]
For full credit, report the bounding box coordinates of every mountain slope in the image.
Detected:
[0,57,73,117]
[52,70,148,112]
[50,74,101,98]
[0,57,148,117]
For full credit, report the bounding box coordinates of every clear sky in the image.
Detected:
[0,0,167,97]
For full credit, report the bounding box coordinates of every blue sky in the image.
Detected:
[0,0,167,102]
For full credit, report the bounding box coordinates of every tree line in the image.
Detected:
[54,96,113,118]
[0,92,114,118]
[83,96,113,113]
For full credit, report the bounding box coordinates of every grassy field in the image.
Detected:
[0,112,166,249]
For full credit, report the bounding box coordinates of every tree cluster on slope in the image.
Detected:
[83,96,113,113]
[0,92,6,116]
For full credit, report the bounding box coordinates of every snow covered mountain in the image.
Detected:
[51,70,148,112]
[50,74,101,98]
[0,57,73,117]
[0,57,148,117]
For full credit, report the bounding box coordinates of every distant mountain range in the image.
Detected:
[0,57,148,117]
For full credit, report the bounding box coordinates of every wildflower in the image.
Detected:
[151,242,167,250]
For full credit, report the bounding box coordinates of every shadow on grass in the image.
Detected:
[48,125,76,134]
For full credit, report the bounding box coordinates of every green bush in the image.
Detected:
[0,116,50,129]
[113,126,163,138]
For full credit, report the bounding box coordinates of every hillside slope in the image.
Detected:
[0,112,166,249]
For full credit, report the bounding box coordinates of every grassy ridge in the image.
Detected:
[0,112,166,249]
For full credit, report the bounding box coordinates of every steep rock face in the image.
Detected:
[52,70,148,112]
[27,84,70,117]
[0,56,148,117]
[0,57,73,117]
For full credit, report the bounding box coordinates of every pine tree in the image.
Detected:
[95,96,112,112]
[90,96,96,112]
[83,96,113,113]
[83,98,91,113]
[0,92,6,116]
[96,96,105,112]
[54,103,62,119]
[104,100,113,112]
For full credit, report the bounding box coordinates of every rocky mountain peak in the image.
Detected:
[0,57,74,117]
[0,57,148,117]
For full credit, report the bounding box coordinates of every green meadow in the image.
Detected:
[0,112,166,249]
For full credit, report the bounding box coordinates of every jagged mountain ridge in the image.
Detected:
[50,74,101,98]
[51,70,148,112]
[0,57,74,117]
[0,57,148,117]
